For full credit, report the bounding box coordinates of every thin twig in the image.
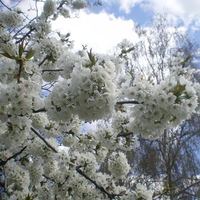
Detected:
[174,180,200,197]
[16,27,35,44]
[0,0,12,10]
[13,18,36,40]
[39,56,48,67]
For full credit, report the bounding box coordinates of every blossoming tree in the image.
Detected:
[114,15,200,199]
[0,0,199,199]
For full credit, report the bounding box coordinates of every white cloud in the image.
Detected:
[52,10,138,53]
[102,0,143,14]
[118,0,143,14]
[144,0,200,27]
[102,0,200,28]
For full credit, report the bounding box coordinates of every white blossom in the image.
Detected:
[72,0,87,9]
[0,10,22,28]
[108,151,131,179]
[43,0,56,17]
[0,2,199,199]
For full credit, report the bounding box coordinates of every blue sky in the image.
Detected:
[97,0,200,41]
[57,0,200,52]
[3,0,200,52]
[90,0,153,24]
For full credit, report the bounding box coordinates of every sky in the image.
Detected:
[2,0,200,53]
[51,0,200,53]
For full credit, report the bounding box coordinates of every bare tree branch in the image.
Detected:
[0,0,11,10]
[174,180,200,197]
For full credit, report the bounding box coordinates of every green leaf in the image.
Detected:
[24,194,34,200]
[0,51,14,59]
[25,49,35,60]
[19,41,24,57]
[86,49,97,67]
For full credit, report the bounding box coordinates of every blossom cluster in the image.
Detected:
[0,1,199,200]
[108,151,131,179]
[121,74,198,139]
[0,10,22,28]
[46,54,117,121]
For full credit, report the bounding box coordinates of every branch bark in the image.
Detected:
[76,165,124,200]
[0,146,27,166]
[30,127,58,153]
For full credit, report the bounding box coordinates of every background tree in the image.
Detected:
[128,115,200,200]
[115,13,200,200]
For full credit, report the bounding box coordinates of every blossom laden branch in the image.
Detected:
[30,127,58,153]
[76,165,124,200]
[0,146,27,166]
[16,27,35,44]
[119,46,135,58]
[14,18,36,41]
[39,55,49,67]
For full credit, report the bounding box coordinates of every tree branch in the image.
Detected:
[0,0,12,10]
[42,69,63,73]
[39,55,49,67]
[174,180,200,197]
[30,127,58,153]
[16,27,35,44]
[76,165,124,200]
[13,17,36,40]
[0,146,27,166]
[116,100,141,105]
[117,132,133,137]
[32,108,47,113]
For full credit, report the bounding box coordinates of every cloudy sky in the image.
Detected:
[4,0,200,53]
[53,0,200,53]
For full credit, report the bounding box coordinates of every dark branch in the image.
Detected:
[42,174,55,183]
[117,132,133,137]
[39,56,49,67]
[16,27,35,44]
[174,180,200,197]
[76,165,124,200]
[13,18,36,40]
[30,127,58,153]
[0,0,12,10]
[0,146,27,166]
[116,100,142,105]
[42,69,63,73]
[32,108,47,113]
